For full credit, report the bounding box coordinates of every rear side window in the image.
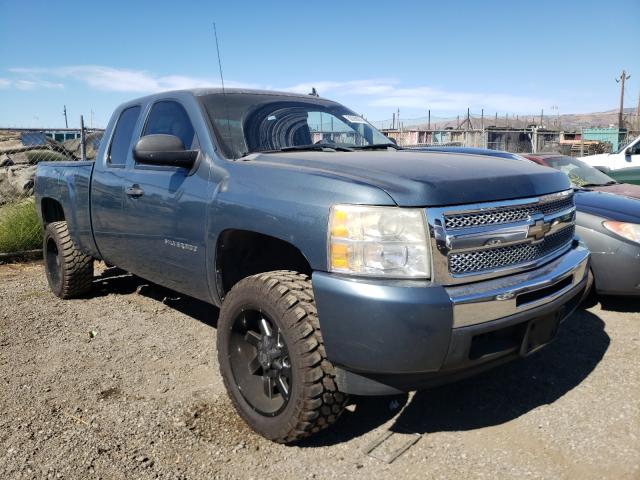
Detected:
[143,101,196,149]
[108,106,141,166]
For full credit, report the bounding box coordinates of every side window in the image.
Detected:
[142,101,196,150]
[632,141,640,155]
[108,106,141,166]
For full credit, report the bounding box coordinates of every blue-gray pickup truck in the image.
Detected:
[35,88,591,443]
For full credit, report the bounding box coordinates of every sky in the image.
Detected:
[1,0,639,128]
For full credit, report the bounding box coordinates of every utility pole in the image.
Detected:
[427,109,431,130]
[80,115,86,161]
[481,109,484,130]
[636,90,640,131]
[616,69,631,130]
[540,108,544,127]
[551,105,560,129]
[63,105,68,128]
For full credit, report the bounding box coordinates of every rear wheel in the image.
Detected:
[217,270,347,443]
[43,221,93,299]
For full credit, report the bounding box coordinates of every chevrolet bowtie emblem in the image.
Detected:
[528,219,552,241]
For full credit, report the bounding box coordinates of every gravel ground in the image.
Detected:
[0,261,638,480]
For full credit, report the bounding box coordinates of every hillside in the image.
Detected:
[375,107,638,131]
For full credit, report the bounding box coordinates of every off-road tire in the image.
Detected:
[217,270,348,443]
[43,221,93,299]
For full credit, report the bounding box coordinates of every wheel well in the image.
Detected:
[216,230,312,296]
[41,198,65,224]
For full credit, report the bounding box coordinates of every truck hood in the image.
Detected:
[575,189,640,223]
[249,150,570,206]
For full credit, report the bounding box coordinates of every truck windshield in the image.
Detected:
[199,93,393,159]
[615,135,638,154]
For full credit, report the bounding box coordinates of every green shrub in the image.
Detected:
[0,199,43,253]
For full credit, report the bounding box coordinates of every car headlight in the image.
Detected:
[603,221,640,244]
[328,204,431,278]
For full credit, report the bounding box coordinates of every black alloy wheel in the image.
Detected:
[229,309,292,416]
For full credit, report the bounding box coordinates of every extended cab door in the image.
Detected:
[91,104,142,268]
[120,99,212,300]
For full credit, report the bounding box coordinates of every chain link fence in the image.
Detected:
[0,128,104,255]
[386,127,562,153]
[0,119,638,256]
[384,126,640,158]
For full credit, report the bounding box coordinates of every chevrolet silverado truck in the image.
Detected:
[35,89,591,443]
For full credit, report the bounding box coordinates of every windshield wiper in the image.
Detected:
[352,143,402,150]
[248,143,355,154]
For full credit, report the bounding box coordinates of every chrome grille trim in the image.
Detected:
[449,225,575,275]
[444,192,574,230]
[426,189,576,285]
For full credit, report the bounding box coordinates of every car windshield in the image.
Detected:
[615,136,638,154]
[199,93,394,159]
[543,155,617,187]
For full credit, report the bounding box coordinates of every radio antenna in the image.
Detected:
[213,22,232,150]
[213,22,226,94]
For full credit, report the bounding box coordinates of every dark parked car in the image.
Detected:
[417,147,640,297]
[524,153,640,200]
[35,91,591,442]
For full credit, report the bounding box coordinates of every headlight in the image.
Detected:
[328,204,430,278]
[603,221,640,244]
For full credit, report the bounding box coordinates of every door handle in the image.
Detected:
[125,184,144,198]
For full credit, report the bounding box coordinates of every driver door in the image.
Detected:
[612,137,640,185]
[121,99,211,299]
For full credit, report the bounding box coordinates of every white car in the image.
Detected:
[580,135,640,185]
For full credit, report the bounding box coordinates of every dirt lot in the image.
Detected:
[0,261,638,480]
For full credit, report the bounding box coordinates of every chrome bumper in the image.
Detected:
[446,245,590,328]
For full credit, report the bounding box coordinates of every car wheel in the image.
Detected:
[43,221,93,299]
[217,270,347,443]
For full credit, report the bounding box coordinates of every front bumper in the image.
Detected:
[312,244,591,395]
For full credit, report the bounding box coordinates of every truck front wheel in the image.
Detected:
[217,270,347,443]
[43,221,93,299]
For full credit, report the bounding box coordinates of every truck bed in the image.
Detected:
[35,161,99,258]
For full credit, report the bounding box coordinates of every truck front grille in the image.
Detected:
[426,190,576,284]
[444,194,574,229]
[448,225,575,275]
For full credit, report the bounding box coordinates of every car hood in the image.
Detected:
[591,183,640,200]
[248,150,570,207]
[575,189,640,222]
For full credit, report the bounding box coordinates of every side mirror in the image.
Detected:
[133,134,198,168]
[625,147,632,156]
